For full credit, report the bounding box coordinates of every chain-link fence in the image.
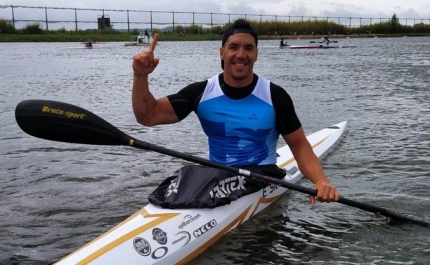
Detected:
[1,5,429,32]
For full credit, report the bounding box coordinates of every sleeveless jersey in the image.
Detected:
[197,74,279,166]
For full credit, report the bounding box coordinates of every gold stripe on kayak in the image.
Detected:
[176,205,253,265]
[277,135,329,169]
[176,194,283,264]
[74,209,180,265]
[250,194,284,218]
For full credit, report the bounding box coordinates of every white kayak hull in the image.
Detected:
[55,121,347,265]
[124,42,151,47]
[290,45,357,49]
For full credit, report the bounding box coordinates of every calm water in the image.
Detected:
[1,37,430,265]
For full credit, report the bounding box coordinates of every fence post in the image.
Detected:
[127,10,129,33]
[172,12,175,31]
[11,5,15,29]
[45,7,49,30]
[74,8,77,32]
[211,13,213,28]
[150,11,153,33]
[192,12,195,25]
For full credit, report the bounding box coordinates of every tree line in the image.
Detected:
[1,14,429,36]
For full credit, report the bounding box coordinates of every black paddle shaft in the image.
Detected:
[15,99,430,227]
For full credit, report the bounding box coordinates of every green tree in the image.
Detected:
[389,14,400,32]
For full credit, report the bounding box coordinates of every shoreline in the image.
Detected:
[0,33,428,43]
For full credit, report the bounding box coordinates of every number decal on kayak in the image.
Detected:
[287,166,298,176]
[262,184,279,197]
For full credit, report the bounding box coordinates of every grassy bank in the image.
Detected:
[1,32,429,43]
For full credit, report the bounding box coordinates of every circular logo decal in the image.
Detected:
[133,237,151,256]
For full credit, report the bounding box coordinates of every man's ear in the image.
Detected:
[220,47,224,60]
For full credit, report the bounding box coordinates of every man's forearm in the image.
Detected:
[295,146,330,184]
[132,75,156,123]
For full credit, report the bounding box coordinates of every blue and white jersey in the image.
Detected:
[197,75,279,166]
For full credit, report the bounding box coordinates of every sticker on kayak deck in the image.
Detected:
[152,246,168,259]
[172,231,191,247]
[193,219,217,238]
[178,214,201,229]
[152,228,168,245]
[287,166,298,176]
[133,237,151,256]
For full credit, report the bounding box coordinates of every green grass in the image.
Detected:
[2,32,429,43]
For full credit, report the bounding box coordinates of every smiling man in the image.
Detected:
[131,18,340,206]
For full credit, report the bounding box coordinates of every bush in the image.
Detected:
[20,23,43,34]
[0,19,16,33]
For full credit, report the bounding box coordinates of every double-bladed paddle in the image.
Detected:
[310,40,338,43]
[15,99,430,227]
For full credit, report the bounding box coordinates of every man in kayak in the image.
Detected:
[319,36,332,46]
[131,19,340,206]
[144,29,150,41]
[280,38,288,47]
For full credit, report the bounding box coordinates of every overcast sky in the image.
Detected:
[1,0,429,30]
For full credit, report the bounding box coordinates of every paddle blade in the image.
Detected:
[15,100,130,146]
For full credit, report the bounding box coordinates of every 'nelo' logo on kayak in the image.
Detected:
[178,214,201,229]
[133,237,151,256]
[172,231,191,247]
[193,219,217,238]
[152,228,167,245]
[209,176,246,198]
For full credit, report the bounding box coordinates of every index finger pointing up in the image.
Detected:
[148,33,159,52]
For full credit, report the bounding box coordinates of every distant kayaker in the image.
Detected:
[144,29,150,41]
[319,36,332,46]
[131,18,340,206]
[280,38,288,46]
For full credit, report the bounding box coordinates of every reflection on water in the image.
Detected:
[1,37,430,264]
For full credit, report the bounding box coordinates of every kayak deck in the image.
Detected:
[54,121,347,265]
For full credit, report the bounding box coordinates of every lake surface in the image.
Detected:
[1,37,430,265]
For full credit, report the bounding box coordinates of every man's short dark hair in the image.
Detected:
[221,19,258,69]
[221,19,258,47]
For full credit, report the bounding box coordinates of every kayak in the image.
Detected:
[290,45,357,49]
[54,121,347,265]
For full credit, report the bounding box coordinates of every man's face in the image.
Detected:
[220,33,258,86]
